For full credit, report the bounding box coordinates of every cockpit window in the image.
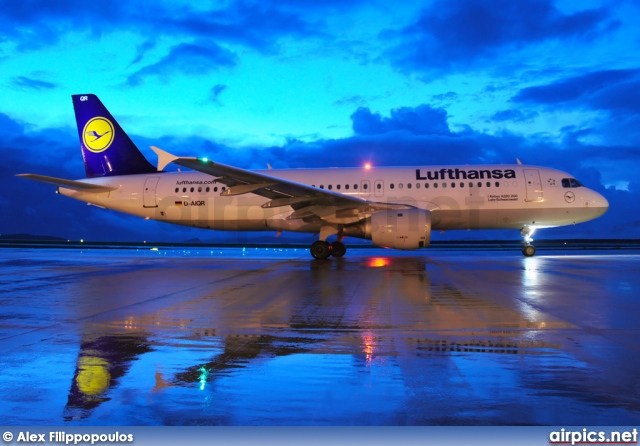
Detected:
[561,178,583,188]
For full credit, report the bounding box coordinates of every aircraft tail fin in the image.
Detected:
[72,94,157,178]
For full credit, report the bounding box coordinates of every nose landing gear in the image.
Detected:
[521,226,537,257]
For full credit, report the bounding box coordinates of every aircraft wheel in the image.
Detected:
[522,245,536,257]
[330,241,347,257]
[311,241,331,259]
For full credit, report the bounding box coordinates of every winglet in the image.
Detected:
[151,146,179,171]
[516,158,523,165]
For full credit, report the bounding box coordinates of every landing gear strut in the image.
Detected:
[520,226,537,257]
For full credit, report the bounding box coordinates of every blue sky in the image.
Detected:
[1,0,639,242]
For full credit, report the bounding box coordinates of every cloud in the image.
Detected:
[0,0,319,54]
[511,68,640,145]
[384,0,617,74]
[127,43,238,86]
[351,104,452,136]
[489,109,538,123]
[11,76,57,90]
[333,95,366,107]
[512,69,640,107]
[129,39,157,66]
[209,84,228,105]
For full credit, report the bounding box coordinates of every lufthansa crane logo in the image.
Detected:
[564,191,576,203]
[82,117,115,153]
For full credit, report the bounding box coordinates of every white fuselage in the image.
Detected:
[58,164,609,236]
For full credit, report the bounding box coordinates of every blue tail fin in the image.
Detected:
[72,94,157,178]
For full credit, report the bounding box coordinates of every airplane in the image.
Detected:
[18,94,609,259]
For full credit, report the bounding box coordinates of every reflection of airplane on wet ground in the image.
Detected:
[19,95,608,258]
[62,257,564,422]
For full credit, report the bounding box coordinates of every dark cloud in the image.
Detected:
[513,69,640,106]
[127,43,238,86]
[129,40,157,66]
[512,68,640,145]
[0,0,319,53]
[431,91,458,102]
[164,2,319,53]
[384,0,617,74]
[490,109,538,123]
[209,84,228,105]
[11,76,57,90]
[351,104,452,136]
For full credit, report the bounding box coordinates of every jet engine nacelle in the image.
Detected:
[359,209,432,249]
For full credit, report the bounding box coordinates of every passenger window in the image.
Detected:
[425,183,429,189]
[434,183,438,188]
[460,182,464,188]
[442,183,447,188]
[477,182,482,188]
[336,184,341,190]
[398,183,404,189]
[354,184,358,190]
[469,182,473,188]
[198,187,202,193]
[451,182,455,188]
[206,187,210,192]
[222,187,226,191]
[376,183,381,189]
[190,187,194,192]
[416,183,420,189]
[345,184,350,190]
[175,187,179,193]
[486,182,491,187]
[495,181,500,187]
[214,187,218,192]
[407,183,412,189]
[182,187,187,193]
[320,185,324,189]
[390,184,395,189]
[363,183,368,190]
[328,185,332,190]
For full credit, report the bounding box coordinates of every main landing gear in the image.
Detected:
[310,240,347,260]
[520,226,537,257]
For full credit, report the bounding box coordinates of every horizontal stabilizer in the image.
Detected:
[16,174,117,192]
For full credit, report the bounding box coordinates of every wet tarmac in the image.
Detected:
[1,247,639,425]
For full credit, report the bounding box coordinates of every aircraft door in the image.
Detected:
[361,180,371,198]
[374,180,384,198]
[143,177,160,208]
[524,169,543,202]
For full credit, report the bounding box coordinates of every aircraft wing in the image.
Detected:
[151,146,411,224]
[16,174,117,192]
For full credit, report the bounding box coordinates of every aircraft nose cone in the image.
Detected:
[594,191,609,214]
